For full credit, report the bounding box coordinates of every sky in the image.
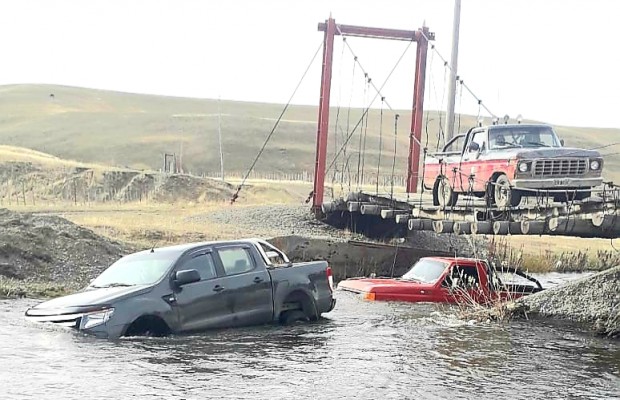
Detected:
[1,0,619,128]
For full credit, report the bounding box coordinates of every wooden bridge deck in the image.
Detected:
[320,188,620,239]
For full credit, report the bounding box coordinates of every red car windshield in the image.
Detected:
[401,259,448,284]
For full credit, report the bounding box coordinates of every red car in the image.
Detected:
[337,257,542,304]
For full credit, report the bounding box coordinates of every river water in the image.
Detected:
[1,285,619,399]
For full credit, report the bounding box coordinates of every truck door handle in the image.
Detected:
[213,285,225,292]
[253,277,264,284]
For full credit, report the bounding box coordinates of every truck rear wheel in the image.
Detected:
[493,174,522,208]
[433,176,459,207]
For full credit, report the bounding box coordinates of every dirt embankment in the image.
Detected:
[516,266,620,337]
[0,161,237,205]
[0,208,130,287]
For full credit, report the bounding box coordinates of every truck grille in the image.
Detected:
[533,159,587,177]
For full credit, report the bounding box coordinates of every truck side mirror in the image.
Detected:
[560,139,565,146]
[175,269,201,286]
[468,142,480,152]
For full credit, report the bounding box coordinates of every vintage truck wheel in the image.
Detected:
[493,174,522,208]
[433,176,458,207]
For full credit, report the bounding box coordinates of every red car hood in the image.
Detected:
[338,278,433,294]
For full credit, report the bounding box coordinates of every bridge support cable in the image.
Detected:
[330,38,347,192]
[338,32,403,113]
[419,30,496,120]
[342,41,358,192]
[359,76,371,191]
[324,39,417,178]
[230,40,323,204]
[375,97,385,195]
[390,114,400,201]
[356,74,371,191]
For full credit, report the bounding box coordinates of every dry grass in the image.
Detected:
[483,236,619,273]
[0,145,135,173]
[0,277,75,299]
[60,204,232,248]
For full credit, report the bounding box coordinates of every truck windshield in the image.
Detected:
[489,126,561,149]
[89,250,178,288]
[401,259,448,284]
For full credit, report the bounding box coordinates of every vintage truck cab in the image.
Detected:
[423,124,604,207]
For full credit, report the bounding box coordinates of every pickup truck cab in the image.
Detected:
[25,239,336,339]
[423,124,604,207]
[338,257,542,304]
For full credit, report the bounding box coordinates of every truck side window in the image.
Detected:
[258,242,287,265]
[443,265,480,289]
[181,253,217,281]
[443,135,465,153]
[218,248,255,275]
[469,131,486,152]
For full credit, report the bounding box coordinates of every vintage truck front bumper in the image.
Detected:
[512,177,603,190]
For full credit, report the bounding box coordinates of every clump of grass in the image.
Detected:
[483,237,619,273]
[445,280,533,323]
[454,293,525,323]
[0,277,74,299]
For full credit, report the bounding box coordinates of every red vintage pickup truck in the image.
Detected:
[337,257,543,304]
[423,124,604,207]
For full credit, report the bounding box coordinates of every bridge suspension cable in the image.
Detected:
[419,30,497,119]
[325,38,415,175]
[230,40,323,204]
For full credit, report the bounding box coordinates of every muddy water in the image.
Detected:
[1,289,619,399]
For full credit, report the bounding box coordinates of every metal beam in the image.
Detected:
[407,26,430,193]
[318,23,434,42]
[312,17,336,215]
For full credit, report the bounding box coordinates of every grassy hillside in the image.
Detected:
[0,84,618,183]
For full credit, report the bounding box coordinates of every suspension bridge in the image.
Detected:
[231,16,620,240]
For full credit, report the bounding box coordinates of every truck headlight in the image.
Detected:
[590,160,601,170]
[518,162,530,173]
[79,308,114,330]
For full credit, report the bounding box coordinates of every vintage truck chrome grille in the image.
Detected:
[533,159,587,177]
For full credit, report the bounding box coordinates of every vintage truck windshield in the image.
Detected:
[489,126,561,150]
[90,251,178,288]
[401,259,447,284]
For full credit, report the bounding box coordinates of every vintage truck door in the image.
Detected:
[213,244,274,327]
[172,249,233,331]
[458,129,489,192]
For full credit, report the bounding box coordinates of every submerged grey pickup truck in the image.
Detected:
[25,239,336,339]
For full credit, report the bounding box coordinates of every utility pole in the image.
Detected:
[445,0,461,144]
[217,97,225,181]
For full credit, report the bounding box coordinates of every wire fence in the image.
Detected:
[202,170,407,187]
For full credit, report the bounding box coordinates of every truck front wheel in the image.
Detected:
[433,176,459,207]
[493,174,522,208]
